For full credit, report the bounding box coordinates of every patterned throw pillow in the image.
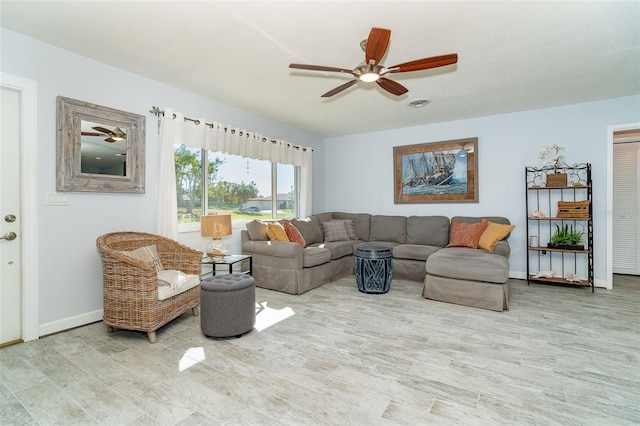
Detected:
[446,221,488,249]
[322,220,350,242]
[121,244,164,272]
[331,219,357,240]
[267,222,290,242]
[283,221,306,248]
[478,220,515,252]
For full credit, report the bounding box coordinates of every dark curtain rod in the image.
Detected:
[150,106,311,151]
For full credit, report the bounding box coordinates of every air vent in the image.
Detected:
[408,99,431,108]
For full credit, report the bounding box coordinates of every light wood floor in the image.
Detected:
[1,275,638,425]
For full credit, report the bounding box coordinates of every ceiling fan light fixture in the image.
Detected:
[112,127,126,141]
[359,72,380,83]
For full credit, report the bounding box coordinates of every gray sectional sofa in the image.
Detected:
[241,212,512,311]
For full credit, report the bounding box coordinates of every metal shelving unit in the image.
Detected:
[525,163,594,292]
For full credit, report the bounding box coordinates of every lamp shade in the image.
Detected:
[201,215,232,239]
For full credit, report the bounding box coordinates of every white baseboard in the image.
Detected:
[38,309,103,337]
[509,270,528,280]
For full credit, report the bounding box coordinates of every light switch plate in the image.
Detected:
[45,192,70,205]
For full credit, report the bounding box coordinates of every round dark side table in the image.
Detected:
[354,246,393,294]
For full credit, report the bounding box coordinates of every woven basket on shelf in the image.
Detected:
[557,200,590,218]
[546,172,567,187]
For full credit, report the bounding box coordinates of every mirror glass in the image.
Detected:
[56,96,145,193]
[80,120,127,176]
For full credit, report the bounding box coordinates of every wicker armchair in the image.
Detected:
[96,231,202,343]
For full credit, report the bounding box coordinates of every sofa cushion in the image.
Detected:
[332,212,371,241]
[246,220,270,241]
[478,220,515,253]
[426,247,509,284]
[313,212,334,225]
[316,241,355,260]
[283,221,306,248]
[267,222,289,242]
[446,221,488,249]
[354,241,398,251]
[406,216,450,247]
[302,247,332,267]
[370,215,407,244]
[292,217,323,245]
[392,244,441,261]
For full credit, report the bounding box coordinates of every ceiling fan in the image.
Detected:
[289,27,458,98]
[81,126,126,143]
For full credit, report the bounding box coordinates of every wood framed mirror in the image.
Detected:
[56,96,145,193]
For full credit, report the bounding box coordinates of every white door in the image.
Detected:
[613,138,640,275]
[0,85,23,346]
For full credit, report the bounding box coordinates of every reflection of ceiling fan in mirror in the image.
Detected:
[81,126,127,143]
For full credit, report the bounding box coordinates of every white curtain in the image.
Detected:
[156,108,313,237]
[157,107,178,239]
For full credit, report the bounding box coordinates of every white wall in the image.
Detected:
[323,95,640,285]
[0,28,324,334]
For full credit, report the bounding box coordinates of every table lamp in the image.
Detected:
[201,214,232,259]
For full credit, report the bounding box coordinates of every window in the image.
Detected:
[174,145,298,230]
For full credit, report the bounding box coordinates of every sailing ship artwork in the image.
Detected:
[394,138,478,203]
[401,149,466,195]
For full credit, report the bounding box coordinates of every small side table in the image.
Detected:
[354,246,393,294]
[201,255,252,277]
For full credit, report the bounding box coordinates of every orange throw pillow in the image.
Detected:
[283,221,306,248]
[478,220,515,252]
[446,221,488,249]
[266,222,289,242]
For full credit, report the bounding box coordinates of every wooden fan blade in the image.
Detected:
[321,79,358,97]
[290,64,354,74]
[104,138,118,143]
[365,28,391,65]
[376,78,408,96]
[81,132,103,136]
[389,54,458,73]
[92,126,115,136]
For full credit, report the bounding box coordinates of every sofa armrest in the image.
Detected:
[492,240,511,258]
[242,239,303,258]
[241,230,303,259]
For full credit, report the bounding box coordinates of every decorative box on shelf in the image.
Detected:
[545,172,567,187]
[557,200,590,219]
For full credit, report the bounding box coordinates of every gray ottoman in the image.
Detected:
[200,273,256,338]
[423,247,510,311]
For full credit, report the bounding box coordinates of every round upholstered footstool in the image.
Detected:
[200,273,256,338]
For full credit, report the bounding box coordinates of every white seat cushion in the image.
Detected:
[157,270,200,301]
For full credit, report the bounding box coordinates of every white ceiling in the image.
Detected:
[1,1,639,137]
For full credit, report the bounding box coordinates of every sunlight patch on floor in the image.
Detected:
[179,346,206,372]
[255,301,295,332]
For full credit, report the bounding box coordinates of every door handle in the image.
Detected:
[1,232,17,241]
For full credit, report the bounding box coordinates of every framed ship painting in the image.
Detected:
[393,138,478,203]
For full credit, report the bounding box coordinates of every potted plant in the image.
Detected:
[548,224,584,250]
[539,144,566,187]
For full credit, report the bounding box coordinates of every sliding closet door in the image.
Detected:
[613,140,640,275]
